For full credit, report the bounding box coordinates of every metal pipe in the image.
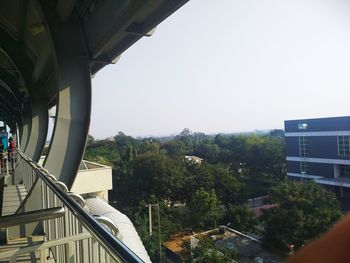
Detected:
[17,150,143,263]
[46,173,56,181]
[55,181,68,192]
[68,192,85,208]
[94,215,119,237]
[0,207,65,228]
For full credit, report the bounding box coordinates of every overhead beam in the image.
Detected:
[125,23,156,37]
[0,27,50,160]
[0,95,16,116]
[0,87,20,110]
[31,43,51,84]
[0,108,12,123]
[0,28,35,87]
[56,0,78,22]
[0,71,25,102]
[87,0,149,59]
[90,0,189,74]
[18,0,29,42]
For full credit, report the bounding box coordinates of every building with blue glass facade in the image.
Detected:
[285,116,350,196]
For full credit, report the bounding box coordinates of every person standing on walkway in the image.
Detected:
[0,140,4,173]
[7,137,15,172]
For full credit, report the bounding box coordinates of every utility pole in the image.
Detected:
[157,203,162,261]
[148,204,152,236]
[147,203,162,261]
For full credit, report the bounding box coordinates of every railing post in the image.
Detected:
[92,238,99,263]
[6,156,9,176]
[66,241,75,263]
[9,255,16,263]
[39,248,47,263]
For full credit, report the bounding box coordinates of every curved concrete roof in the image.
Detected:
[0,0,188,185]
[85,197,152,263]
[0,0,188,124]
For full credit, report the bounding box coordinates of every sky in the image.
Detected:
[90,0,350,139]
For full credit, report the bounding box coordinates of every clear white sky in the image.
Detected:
[90,0,350,139]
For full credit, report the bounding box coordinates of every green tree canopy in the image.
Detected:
[221,204,258,233]
[188,188,223,230]
[190,238,239,263]
[261,181,342,252]
[86,134,94,146]
[116,152,188,206]
[114,131,138,149]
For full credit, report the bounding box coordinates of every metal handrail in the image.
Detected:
[46,173,57,181]
[68,192,86,208]
[94,215,120,237]
[17,150,144,263]
[55,181,69,192]
[0,207,65,228]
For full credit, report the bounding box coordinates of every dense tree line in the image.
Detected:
[86,129,286,203]
[84,129,341,261]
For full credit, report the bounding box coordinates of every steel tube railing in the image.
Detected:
[94,215,120,237]
[16,150,144,263]
[0,207,65,228]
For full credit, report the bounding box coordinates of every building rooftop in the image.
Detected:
[285,116,350,133]
[163,228,282,263]
[163,232,192,257]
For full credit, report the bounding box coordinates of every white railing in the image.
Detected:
[0,150,144,263]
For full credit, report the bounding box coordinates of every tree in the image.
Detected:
[244,136,285,180]
[183,163,242,205]
[188,188,223,230]
[221,204,258,233]
[115,152,187,206]
[269,129,284,137]
[261,181,342,252]
[86,134,94,146]
[160,140,185,156]
[211,165,242,204]
[190,238,239,263]
[114,131,138,149]
[84,139,119,165]
[194,142,220,163]
[120,144,137,162]
[180,128,191,137]
[238,135,286,197]
[138,139,160,155]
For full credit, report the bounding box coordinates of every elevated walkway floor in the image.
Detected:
[0,177,50,262]
[0,236,53,263]
[1,184,27,216]
[0,174,27,242]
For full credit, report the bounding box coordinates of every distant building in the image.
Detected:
[285,116,350,197]
[184,155,203,164]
